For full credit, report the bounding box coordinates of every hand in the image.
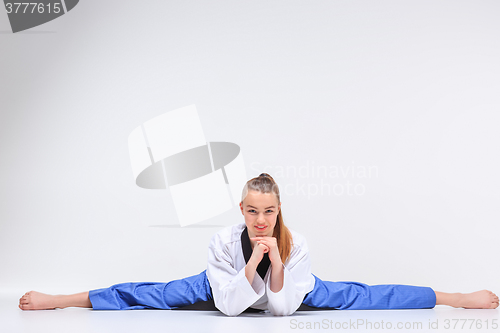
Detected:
[245,242,271,286]
[249,241,269,266]
[250,236,281,265]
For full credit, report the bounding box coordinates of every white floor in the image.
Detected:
[1,293,498,333]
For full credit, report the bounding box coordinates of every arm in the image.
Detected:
[245,242,267,286]
[207,234,266,316]
[251,236,284,293]
[254,235,314,316]
[269,260,284,293]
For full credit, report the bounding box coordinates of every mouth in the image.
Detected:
[254,225,268,231]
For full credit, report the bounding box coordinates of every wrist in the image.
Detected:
[269,253,282,266]
[247,258,259,270]
[271,260,283,270]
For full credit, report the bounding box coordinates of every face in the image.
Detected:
[240,190,281,239]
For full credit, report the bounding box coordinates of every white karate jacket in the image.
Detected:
[206,222,316,316]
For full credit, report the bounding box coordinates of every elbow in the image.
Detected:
[219,307,244,317]
[215,301,244,317]
[268,299,301,316]
[268,306,295,317]
[270,309,293,317]
[225,311,241,317]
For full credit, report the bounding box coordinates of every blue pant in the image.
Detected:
[89,270,436,311]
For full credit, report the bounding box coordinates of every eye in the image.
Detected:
[266,209,274,213]
[248,209,256,213]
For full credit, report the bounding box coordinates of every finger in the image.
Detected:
[252,236,276,242]
[257,240,271,247]
[259,243,269,250]
[256,236,276,242]
[252,236,273,241]
[257,240,275,249]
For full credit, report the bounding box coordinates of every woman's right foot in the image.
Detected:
[19,291,60,310]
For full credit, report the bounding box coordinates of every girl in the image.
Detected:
[19,174,499,316]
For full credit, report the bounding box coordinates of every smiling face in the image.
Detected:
[240,190,281,240]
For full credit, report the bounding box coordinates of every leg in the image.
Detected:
[88,270,212,310]
[435,290,499,309]
[302,275,436,310]
[19,270,212,311]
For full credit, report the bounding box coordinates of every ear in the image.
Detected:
[278,202,281,213]
[239,202,244,215]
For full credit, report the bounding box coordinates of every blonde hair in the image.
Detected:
[241,173,293,263]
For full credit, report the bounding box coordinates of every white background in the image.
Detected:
[0,0,499,297]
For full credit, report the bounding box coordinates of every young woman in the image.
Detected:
[19,174,499,316]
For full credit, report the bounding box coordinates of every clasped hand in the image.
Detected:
[250,236,281,265]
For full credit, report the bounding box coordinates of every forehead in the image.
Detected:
[243,190,279,207]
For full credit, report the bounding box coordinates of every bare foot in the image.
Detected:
[19,291,60,310]
[458,290,499,309]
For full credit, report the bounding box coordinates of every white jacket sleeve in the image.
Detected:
[265,238,313,316]
[206,233,264,316]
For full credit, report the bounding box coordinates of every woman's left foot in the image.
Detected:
[458,290,499,309]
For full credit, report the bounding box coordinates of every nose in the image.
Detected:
[257,213,265,223]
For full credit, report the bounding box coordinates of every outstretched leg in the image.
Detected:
[302,275,499,310]
[19,271,213,311]
[89,270,212,310]
[302,275,437,310]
